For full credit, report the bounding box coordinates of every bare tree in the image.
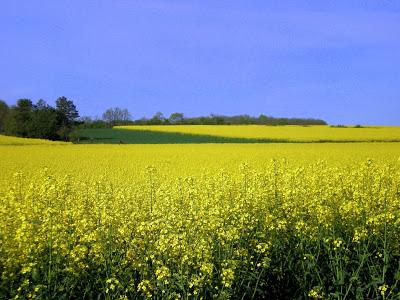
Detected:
[102,107,131,125]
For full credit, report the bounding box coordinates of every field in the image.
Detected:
[1,129,400,299]
[0,135,69,146]
[116,125,400,142]
[76,126,400,144]
[75,128,262,144]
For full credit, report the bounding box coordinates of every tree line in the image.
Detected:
[0,97,79,140]
[82,109,327,128]
[0,99,327,141]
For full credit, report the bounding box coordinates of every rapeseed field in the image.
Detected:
[1,134,400,299]
[117,125,400,142]
[0,135,70,146]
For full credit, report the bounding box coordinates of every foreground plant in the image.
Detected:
[1,160,400,299]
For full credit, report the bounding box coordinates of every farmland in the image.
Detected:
[75,126,400,144]
[2,0,399,298]
[116,125,400,142]
[1,129,400,299]
[0,135,69,146]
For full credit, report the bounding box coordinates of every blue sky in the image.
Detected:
[1,1,399,124]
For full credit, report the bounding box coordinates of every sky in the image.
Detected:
[0,1,399,125]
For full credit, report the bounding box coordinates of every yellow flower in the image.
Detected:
[378,284,388,297]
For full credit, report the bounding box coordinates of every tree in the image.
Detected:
[56,96,79,140]
[149,112,165,125]
[210,114,225,125]
[258,114,270,125]
[29,100,58,139]
[169,112,184,124]
[102,107,131,125]
[4,99,34,137]
[56,96,79,127]
[0,100,9,132]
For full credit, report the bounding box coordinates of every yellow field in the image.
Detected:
[1,134,400,299]
[1,142,400,188]
[0,134,70,145]
[117,125,400,142]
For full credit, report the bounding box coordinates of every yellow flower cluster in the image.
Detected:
[0,137,400,298]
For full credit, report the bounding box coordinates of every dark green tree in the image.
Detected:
[149,112,165,125]
[0,100,9,132]
[5,99,33,137]
[56,96,79,127]
[29,100,58,139]
[55,96,79,140]
[169,112,184,124]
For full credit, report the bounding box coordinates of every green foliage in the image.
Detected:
[103,113,327,126]
[5,99,34,137]
[29,100,59,140]
[77,117,111,129]
[4,97,79,141]
[169,112,184,124]
[148,112,165,125]
[67,131,81,143]
[169,114,327,126]
[56,96,79,128]
[0,99,9,132]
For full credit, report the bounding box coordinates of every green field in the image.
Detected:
[75,128,269,144]
[77,125,400,144]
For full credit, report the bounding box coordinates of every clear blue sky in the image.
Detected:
[1,1,399,124]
